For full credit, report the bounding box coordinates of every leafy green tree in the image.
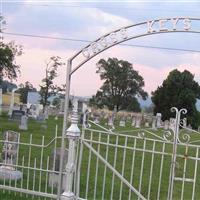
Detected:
[39,56,65,111]
[90,58,148,111]
[17,81,37,103]
[0,16,22,84]
[151,69,200,128]
[0,41,22,84]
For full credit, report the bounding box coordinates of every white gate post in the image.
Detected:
[60,99,80,200]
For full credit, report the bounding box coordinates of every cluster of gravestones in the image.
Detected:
[84,109,191,131]
[8,104,50,131]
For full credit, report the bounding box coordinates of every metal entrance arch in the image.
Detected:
[59,17,200,200]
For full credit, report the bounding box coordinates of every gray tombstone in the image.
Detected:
[169,118,176,132]
[19,115,28,130]
[11,110,25,121]
[152,116,157,130]
[164,120,169,130]
[131,116,136,127]
[0,131,22,180]
[156,113,162,128]
[135,115,141,128]
[187,124,193,132]
[182,118,187,128]
[144,122,149,128]
[119,116,126,127]
[49,148,68,190]
[108,115,114,129]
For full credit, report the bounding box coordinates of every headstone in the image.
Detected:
[152,116,157,130]
[119,116,126,127]
[156,113,162,128]
[164,120,169,130]
[169,118,176,132]
[19,115,28,130]
[182,118,187,128]
[145,122,149,128]
[108,115,114,129]
[48,148,68,190]
[111,106,117,122]
[11,110,25,121]
[187,124,192,132]
[135,115,141,128]
[198,126,200,132]
[131,116,136,127]
[0,131,22,180]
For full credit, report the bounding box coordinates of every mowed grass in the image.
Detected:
[0,114,200,199]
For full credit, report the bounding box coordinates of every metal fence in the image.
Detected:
[1,106,200,200]
[75,108,200,200]
[0,125,66,199]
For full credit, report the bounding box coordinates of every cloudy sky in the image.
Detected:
[1,0,200,97]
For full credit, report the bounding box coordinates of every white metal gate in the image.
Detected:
[75,107,200,200]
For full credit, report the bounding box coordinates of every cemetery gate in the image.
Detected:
[0,17,200,200]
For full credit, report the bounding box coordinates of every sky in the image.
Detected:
[1,0,200,97]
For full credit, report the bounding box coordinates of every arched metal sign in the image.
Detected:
[69,17,200,75]
[59,17,200,199]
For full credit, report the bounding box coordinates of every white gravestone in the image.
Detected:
[152,116,157,130]
[135,116,141,128]
[19,115,28,130]
[0,131,22,180]
[164,120,169,130]
[145,122,149,128]
[131,117,136,127]
[182,118,187,128]
[156,113,162,128]
[108,115,114,129]
[169,118,176,132]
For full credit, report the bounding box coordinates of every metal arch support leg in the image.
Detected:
[57,60,72,200]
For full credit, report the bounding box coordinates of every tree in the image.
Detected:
[17,81,37,103]
[0,16,22,84]
[151,69,200,128]
[39,56,65,110]
[90,58,148,111]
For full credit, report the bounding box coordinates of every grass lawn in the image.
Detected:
[0,114,200,199]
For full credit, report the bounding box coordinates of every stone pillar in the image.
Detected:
[8,88,17,117]
[60,99,80,200]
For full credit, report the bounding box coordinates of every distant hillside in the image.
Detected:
[138,97,200,112]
